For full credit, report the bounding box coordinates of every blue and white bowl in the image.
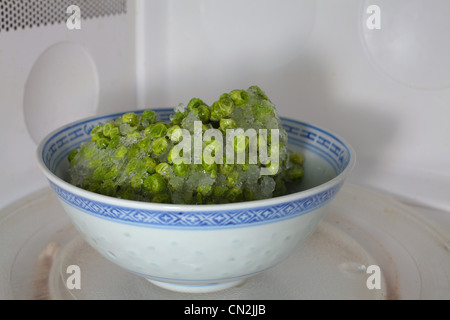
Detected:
[37,109,355,293]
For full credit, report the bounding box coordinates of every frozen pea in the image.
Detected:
[96,137,110,149]
[187,98,207,110]
[141,157,157,174]
[152,137,169,155]
[105,166,120,179]
[156,162,169,176]
[290,153,305,165]
[68,149,78,164]
[92,166,107,181]
[148,123,167,139]
[99,179,117,196]
[173,162,189,177]
[288,166,304,181]
[219,118,236,133]
[191,105,211,123]
[122,112,139,126]
[126,158,140,173]
[144,173,166,193]
[152,193,171,203]
[140,110,157,124]
[102,122,115,137]
[115,145,128,159]
[108,136,121,149]
[229,89,249,107]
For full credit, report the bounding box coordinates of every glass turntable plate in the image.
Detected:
[1,184,449,300]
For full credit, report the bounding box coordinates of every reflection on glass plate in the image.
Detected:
[1,184,449,299]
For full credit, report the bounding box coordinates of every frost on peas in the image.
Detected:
[67,85,306,204]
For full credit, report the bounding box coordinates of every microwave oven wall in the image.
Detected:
[0,0,449,212]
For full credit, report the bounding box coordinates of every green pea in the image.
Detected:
[143,173,166,193]
[109,126,120,139]
[152,137,169,155]
[90,124,103,137]
[173,162,189,177]
[248,85,270,101]
[104,165,119,179]
[147,123,167,139]
[87,182,101,193]
[82,144,96,159]
[170,110,188,125]
[229,89,249,107]
[108,136,121,149]
[226,186,243,203]
[92,166,107,181]
[290,153,305,165]
[197,184,213,197]
[127,131,141,140]
[156,162,169,176]
[88,159,102,170]
[91,131,104,142]
[102,122,115,137]
[114,145,128,159]
[195,193,203,204]
[202,156,217,172]
[130,174,144,189]
[140,110,157,124]
[138,136,151,149]
[152,193,171,203]
[213,186,228,199]
[227,171,240,188]
[96,137,110,149]
[218,161,234,175]
[126,158,140,173]
[167,125,183,142]
[155,120,170,128]
[144,124,155,136]
[219,118,236,133]
[68,149,78,164]
[117,188,133,200]
[141,157,157,174]
[187,98,207,111]
[252,103,274,121]
[122,112,139,126]
[288,166,304,181]
[99,179,117,196]
[125,145,138,159]
[191,105,211,123]
[210,94,234,121]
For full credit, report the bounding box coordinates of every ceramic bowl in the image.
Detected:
[36,108,355,293]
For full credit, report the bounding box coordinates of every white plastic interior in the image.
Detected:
[0,0,449,213]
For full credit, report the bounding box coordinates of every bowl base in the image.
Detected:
[145,278,246,293]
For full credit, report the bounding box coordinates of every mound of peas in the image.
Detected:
[67,86,305,204]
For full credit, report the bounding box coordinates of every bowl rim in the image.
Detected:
[36,109,356,212]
